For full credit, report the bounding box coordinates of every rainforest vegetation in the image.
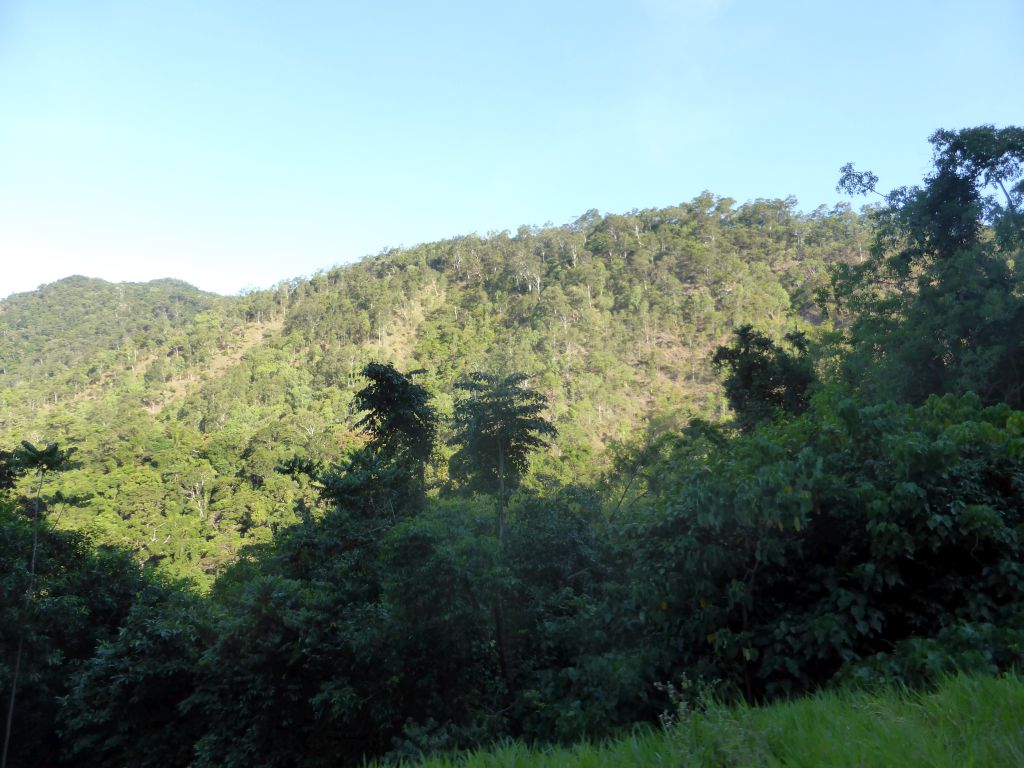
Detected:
[1,126,1022,767]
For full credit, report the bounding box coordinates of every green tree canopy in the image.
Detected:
[348,362,437,512]
[449,372,556,542]
[354,363,436,464]
[833,125,1024,406]
[711,325,815,432]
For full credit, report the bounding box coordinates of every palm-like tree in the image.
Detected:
[448,372,555,703]
[450,372,556,545]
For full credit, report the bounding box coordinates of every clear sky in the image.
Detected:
[1,0,1021,298]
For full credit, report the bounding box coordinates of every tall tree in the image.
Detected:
[448,373,555,709]
[833,125,1024,406]
[352,362,437,511]
[449,372,556,544]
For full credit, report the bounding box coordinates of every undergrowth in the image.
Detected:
[396,673,1024,768]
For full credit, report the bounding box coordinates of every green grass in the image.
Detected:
[400,674,1024,768]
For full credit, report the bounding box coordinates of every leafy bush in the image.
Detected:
[631,392,1024,699]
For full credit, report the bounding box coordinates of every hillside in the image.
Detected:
[0,276,271,431]
[0,194,869,580]
[0,276,219,392]
[2,125,1023,768]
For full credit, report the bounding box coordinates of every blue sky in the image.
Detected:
[1,0,1021,298]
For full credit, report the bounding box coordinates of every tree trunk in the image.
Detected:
[497,443,506,547]
[418,460,427,513]
[493,603,513,707]
[493,442,513,704]
[1,638,23,768]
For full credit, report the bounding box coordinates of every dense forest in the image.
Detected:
[1,190,869,581]
[1,125,1022,767]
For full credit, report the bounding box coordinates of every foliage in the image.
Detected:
[1,194,867,579]
[60,585,209,768]
[0,507,145,768]
[353,362,437,510]
[181,499,504,767]
[630,392,1024,700]
[831,125,1024,406]
[711,325,815,431]
[449,372,556,540]
[0,451,23,492]
[3,128,1024,766]
[0,277,221,405]
[2,440,77,768]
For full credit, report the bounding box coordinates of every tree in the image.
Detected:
[352,362,437,511]
[2,441,74,768]
[448,373,555,710]
[449,372,556,545]
[712,325,815,432]
[0,451,24,495]
[60,586,209,768]
[0,508,145,767]
[631,393,1024,700]
[832,125,1024,406]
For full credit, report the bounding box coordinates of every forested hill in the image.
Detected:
[0,276,223,406]
[4,126,1022,768]
[0,194,870,581]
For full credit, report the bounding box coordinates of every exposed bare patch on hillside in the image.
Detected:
[374,284,447,368]
[145,317,285,414]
